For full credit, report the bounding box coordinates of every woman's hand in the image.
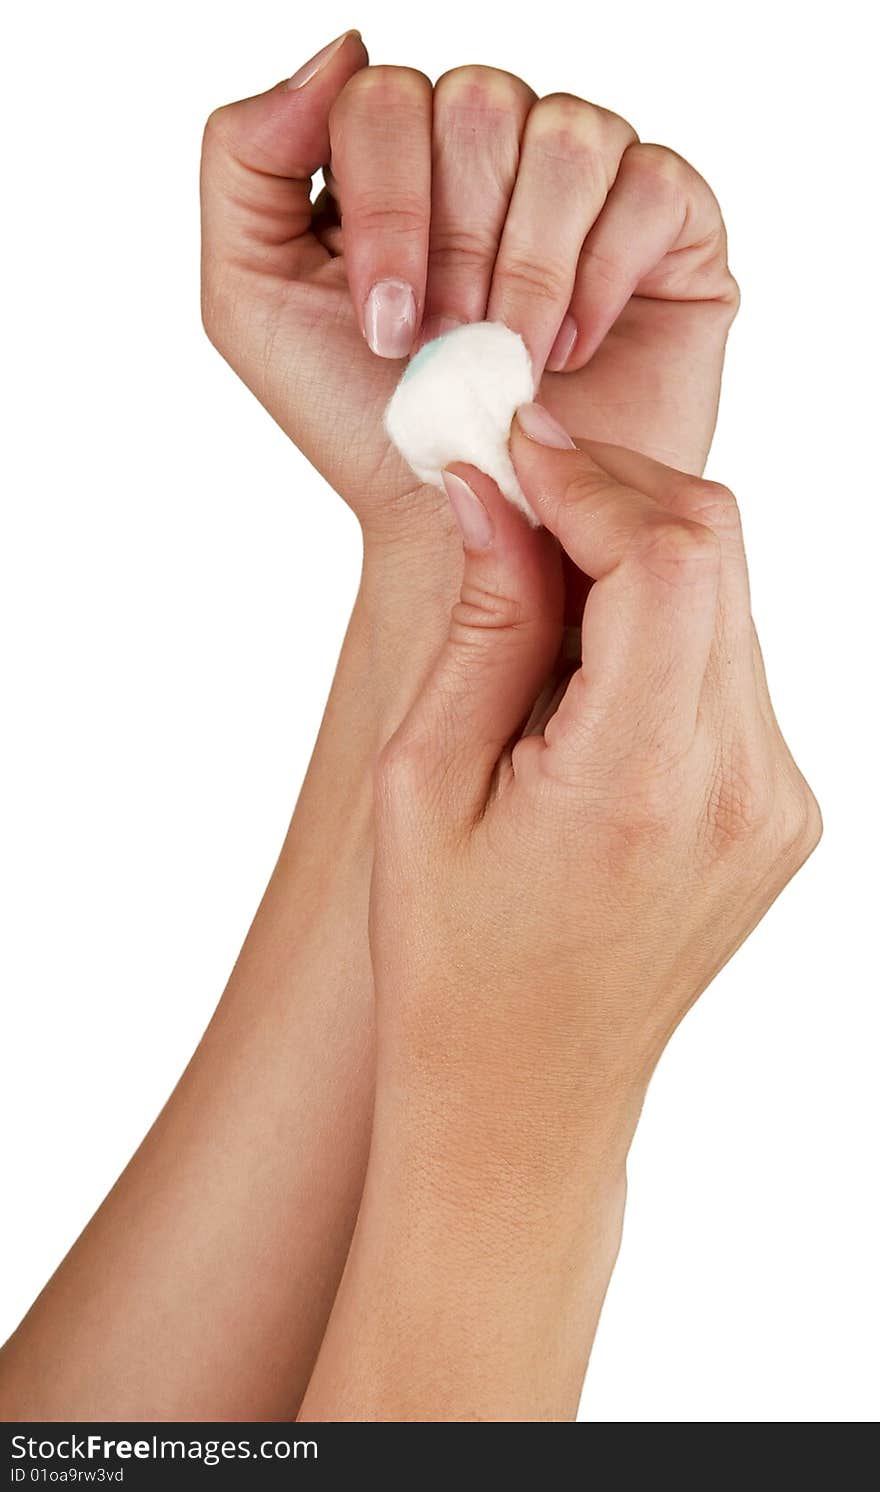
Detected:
[300,411,819,1421]
[373,410,820,1145]
[200,32,738,559]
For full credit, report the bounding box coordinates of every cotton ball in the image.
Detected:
[384,321,537,524]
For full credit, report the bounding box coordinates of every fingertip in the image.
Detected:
[445,463,545,544]
[364,279,418,359]
[286,30,367,91]
[513,402,577,451]
[441,469,494,551]
[545,313,579,374]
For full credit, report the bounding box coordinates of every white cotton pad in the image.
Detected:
[384,321,538,524]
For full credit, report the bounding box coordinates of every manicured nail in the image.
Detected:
[287,31,358,90]
[442,471,494,550]
[546,313,578,373]
[413,314,464,353]
[515,402,576,449]
[364,279,417,358]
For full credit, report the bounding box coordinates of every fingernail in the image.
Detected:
[515,402,576,449]
[364,279,417,358]
[442,471,494,550]
[546,313,578,373]
[413,314,464,353]
[287,31,358,90]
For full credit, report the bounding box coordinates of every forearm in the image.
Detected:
[0,526,461,1422]
[299,1071,633,1423]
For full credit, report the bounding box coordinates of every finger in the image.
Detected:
[329,66,433,358]
[200,31,368,280]
[386,468,563,827]
[420,67,534,348]
[510,404,721,764]
[569,444,781,827]
[555,143,737,373]
[572,439,752,651]
[487,95,636,378]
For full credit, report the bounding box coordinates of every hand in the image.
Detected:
[371,407,820,1171]
[302,408,818,1422]
[200,34,738,560]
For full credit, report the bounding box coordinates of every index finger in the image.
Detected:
[510,404,720,763]
[329,66,433,358]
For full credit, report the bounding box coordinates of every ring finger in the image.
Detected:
[488,94,637,378]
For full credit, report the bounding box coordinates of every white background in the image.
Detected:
[1,0,877,1424]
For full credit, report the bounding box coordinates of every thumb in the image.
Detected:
[390,466,563,826]
[200,31,367,278]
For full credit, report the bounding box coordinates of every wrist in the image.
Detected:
[371,1047,638,1221]
[355,505,464,740]
[302,1080,629,1421]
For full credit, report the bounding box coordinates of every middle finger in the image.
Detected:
[421,66,535,348]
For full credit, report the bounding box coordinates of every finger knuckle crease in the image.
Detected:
[632,518,720,585]
[451,587,526,636]
[349,200,427,238]
[429,225,498,270]
[497,253,570,303]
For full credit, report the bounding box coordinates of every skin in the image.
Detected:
[1,31,752,1420]
[301,413,821,1422]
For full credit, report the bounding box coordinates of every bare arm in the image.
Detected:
[301,414,820,1421]
[0,546,457,1422]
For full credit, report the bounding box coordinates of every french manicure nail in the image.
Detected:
[364,279,417,358]
[546,313,578,373]
[515,401,576,449]
[442,471,494,550]
[287,31,358,90]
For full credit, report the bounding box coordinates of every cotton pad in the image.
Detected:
[384,321,537,523]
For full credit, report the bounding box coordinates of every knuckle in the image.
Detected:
[450,582,526,639]
[707,752,776,849]
[551,468,617,538]
[576,237,632,292]
[531,93,635,148]
[428,223,499,273]
[677,479,742,538]
[708,745,823,868]
[725,272,742,315]
[338,64,429,107]
[434,64,529,110]
[560,465,608,507]
[626,140,691,186]
[600,782,683,856]
[630,516,721,587]
[525,95,635,184]
[375,730,429,810]
[619,142,690,216]
[201,103,243,167]
[495,249,571,304]
[347,197,427,240]
[801,785,824,855]
[201,105,228,152]
[775,773,824,862]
